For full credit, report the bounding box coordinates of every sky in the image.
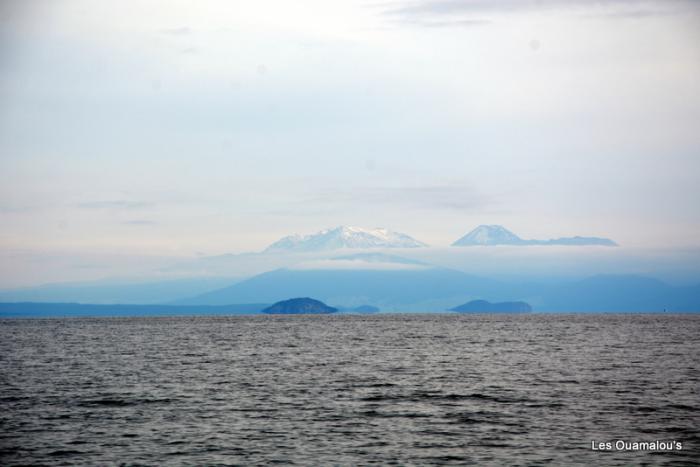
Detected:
[1,0,699,287]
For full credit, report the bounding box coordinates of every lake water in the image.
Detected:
[1,314,698,466]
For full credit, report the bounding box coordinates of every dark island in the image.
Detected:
[262,297,338,314]
[450,299,532,313]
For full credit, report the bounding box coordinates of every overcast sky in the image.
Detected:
[1,0,699,286]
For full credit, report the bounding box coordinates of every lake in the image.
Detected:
[1,314,698,465]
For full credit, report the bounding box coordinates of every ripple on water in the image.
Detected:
[1,314,698,465]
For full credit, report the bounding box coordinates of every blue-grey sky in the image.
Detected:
[1,0,699,287]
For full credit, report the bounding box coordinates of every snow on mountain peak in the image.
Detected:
[264,226,427,252]
[452,225,524,246]
[452,225,617,247]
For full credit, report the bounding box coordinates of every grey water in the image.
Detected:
[1,314,698,466]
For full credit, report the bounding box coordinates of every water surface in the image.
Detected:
[1,314,698,465]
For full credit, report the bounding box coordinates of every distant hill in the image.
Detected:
[3,271,697,317]
[264,226,427,252]
[176,267,508,311]
[539,236,617,246]
[450,300,532,313]
[178,268,699,313]
[262,297,337,314]
[0,277,239,304]
[0,302,268,318]
[452,225,617,247]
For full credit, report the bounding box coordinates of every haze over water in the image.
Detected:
[2,314,698,465]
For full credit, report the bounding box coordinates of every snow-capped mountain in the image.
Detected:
[452,225,617,247]
[264,226,428,252]
[452,225,525,246]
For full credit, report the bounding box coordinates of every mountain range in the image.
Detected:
[2,268,698,315]
[264,224,617,252]
[175,255,699,312]
[452,225,617,247]
[264,226,427,252]
[176,266,503,311]
[5,226,695,315]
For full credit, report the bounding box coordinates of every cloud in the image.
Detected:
[0,204,33,214]
[76,200,153,210]
[387,15,490,28]
[290,259,429,271]
[389,184,490,210]
[305,183,491,212]
[158,27,192,35]
[381,0,696,27]
[122,220,156,226]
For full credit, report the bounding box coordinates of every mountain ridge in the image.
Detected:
[3,274,698,316]
[264,226,428,252]
[176,270,699,313]
[453,225,617,247]
[175,266,506,311]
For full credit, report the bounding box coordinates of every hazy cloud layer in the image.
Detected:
[122,220,157,226]
[290,259,429,271]
[382,0,698,23]
[158,27,192,36]
[76,201,153,210]
[303,183,491,213]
